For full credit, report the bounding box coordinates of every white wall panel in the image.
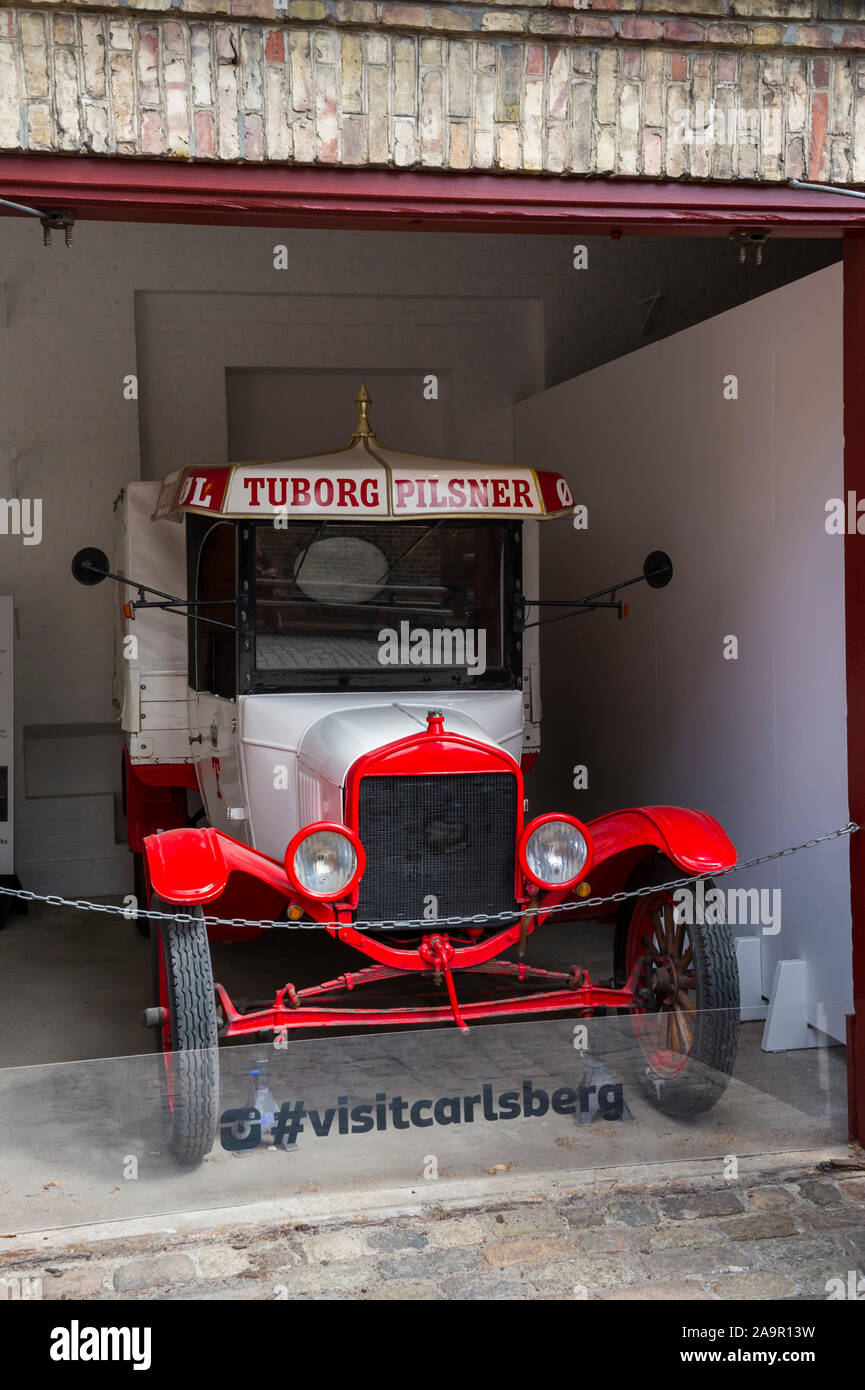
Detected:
[516,264,850,1043]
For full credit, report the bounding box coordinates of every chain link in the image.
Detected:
[0,820,857,933]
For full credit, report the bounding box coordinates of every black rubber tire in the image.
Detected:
[613,854,739,1118]
[151,897,219,1166]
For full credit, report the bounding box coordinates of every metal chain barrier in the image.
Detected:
[0,820,857,933]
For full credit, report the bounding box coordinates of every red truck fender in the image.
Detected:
[586,805,737,877]
[143,826,336,925]
[144,826,231,904]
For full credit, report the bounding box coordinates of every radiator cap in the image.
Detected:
[426,710,445,735]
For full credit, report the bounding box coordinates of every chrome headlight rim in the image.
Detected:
[518,814,592,891]
[284,822,365,902]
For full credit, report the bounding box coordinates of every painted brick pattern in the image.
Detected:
[1,6,865,179]
[8,2,865,41]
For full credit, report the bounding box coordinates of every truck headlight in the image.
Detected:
[285,823,365,901]
[519,815,591,890]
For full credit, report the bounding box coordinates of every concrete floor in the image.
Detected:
[0,898,850,1237]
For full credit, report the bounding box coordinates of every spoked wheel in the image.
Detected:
[614,855,739,1117]
[150,895,219,1165]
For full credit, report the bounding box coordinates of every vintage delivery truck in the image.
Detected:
[73,388,739,1163]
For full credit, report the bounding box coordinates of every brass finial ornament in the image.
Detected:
[351,383,376,439]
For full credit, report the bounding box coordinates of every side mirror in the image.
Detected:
[643,550,673,590]
[71,547,110,586]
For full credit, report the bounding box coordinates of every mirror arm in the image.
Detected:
[522,567,648,611]
[520,552,672,631]
[521,598,624,631]
[77,561,239,632]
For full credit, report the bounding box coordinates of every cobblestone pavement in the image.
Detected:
[3,1162,864,1302]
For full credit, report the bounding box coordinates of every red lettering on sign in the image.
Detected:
[428,478,444,508]
[338,477,358,507]
[243,477,265,506]
[468,479,490,509]
[513,479,532,508]
[360,478,379,507]
[313,477,335,506]
[490,478,509,508]
[448,479,466,508]
[267,477,288,508]
[291,477,310,506]
[394,479,415,509]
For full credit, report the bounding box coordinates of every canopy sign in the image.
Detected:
[153,388,574,523]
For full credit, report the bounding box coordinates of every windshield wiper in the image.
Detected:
[375,521,444,586]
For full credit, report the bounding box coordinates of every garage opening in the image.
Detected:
[0,209,855,1227]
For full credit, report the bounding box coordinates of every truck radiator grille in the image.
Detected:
[355,772,517,924]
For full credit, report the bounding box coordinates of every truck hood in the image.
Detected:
[237,690,524,859]
[297,702,501,789]
[239,691,523,789]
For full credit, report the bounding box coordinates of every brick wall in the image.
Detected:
[2,3,865,181]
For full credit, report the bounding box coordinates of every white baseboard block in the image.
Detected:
[761,958,820,1052]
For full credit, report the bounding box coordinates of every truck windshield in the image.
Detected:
[251,520,519,690]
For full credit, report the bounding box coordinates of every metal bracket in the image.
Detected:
[729,228,770,266]
[0,196,76,247]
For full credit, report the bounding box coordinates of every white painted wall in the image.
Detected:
[516,264,851,1043]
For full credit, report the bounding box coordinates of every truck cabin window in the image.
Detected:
[252,521,518,689]
[193,521,237,698]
